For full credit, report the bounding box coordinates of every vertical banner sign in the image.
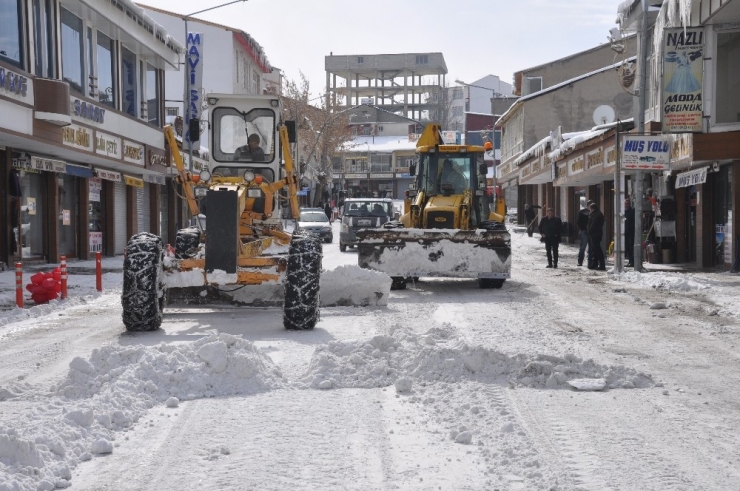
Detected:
[662,27,704,133]
[185,32,204,151]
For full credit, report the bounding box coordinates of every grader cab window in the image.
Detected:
[212,107,275,163]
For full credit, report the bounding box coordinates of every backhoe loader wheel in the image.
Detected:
[175,227,201,259]
[122,232,165,331]
[479,278,505,289]
[390,277,407,290]
[283,232,322,330]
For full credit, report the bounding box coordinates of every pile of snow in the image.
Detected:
[319,266,391,306]
[615,271,711,291]
[301,326,654,391]
[0,334,283,491]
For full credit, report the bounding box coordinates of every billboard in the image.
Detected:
[621,136,670,171]
[661,27,704,133]
[185,32,204,150]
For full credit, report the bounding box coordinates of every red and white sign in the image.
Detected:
[89,232,103,253]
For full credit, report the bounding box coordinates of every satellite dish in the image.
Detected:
[593,105,616,126]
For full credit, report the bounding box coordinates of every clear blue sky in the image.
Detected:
[142,0,626,97]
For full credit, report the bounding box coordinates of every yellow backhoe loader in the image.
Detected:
[356,124,510,289]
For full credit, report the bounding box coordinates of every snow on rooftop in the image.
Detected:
[342,136,416,153]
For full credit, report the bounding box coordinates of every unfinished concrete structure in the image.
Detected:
[325,52,447,122]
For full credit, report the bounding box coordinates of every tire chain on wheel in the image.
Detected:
[175,227,201,259]
[122,232,165,331]
[283,232,322,330]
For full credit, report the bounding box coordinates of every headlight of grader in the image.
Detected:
[199,169,211,182]
[243,170,255,182]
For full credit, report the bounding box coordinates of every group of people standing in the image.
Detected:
[576,201,606,270]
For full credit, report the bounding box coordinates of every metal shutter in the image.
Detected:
[137,185,150,234]
[114,181,127,254]
[159,182,169,244]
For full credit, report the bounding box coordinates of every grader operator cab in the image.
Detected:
[356,124,511,289]
[121,94,321,332]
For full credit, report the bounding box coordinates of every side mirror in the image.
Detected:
[188,118,201,141]
[284,121,297,143]
[478,163,488,176]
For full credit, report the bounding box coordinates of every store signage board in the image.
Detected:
[96,169,121,182]
[62,124,94,152]
[123,140,145,166]
[621,136,670,171]
[96,132,122,159]
[30,156,66,173]
[89,177,102,201]
[661,27,704,133]
[184,31,204,151]
[124,175,144,188]
[675,166,708,188]
[89,232,103,253]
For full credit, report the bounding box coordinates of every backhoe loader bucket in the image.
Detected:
[356,227,511,280]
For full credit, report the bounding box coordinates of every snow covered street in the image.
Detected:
[1,223,739,490]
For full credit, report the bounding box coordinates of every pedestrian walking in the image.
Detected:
[538,207,563,268]
[524,204,541,237]
[587,202,606,270]
[324,202,333,223]
[576,200,592,266]
[624,198,635,267]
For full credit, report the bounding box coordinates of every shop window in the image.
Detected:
[59,174,78,257]
[0,0,24,68]
[121,47,138,117]
[33,0,56,78]
[146,63,160,127]
[97,32,116,107]
[716,31,740,124]
[18,171,44,259]
[61,8,85,93]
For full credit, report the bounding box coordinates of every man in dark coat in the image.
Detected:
[524,204,541,237]
[587,202,606,270]
[538,207,563,268]
[324,202,333,223]
[624,198,635,267]
[576,200,592,266]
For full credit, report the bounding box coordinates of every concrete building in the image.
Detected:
[449,74,513,132]
[1,0,181,266]
[325,52,447,122]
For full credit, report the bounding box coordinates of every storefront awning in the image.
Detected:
[65,163,93,178]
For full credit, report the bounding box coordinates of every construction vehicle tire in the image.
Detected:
[283,232,322,330]
[122,232,164,331]
[390,277,407,290]
[479,278,505,289]
[175,227,201,259]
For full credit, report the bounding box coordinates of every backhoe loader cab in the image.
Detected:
[122,94,321,332]
[356,123,511,290]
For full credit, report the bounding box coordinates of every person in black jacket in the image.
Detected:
[587,202,606,270]
[576,200,592,266]
[524,204,541,237]
[624,198,635,267]
[539,207,563,268]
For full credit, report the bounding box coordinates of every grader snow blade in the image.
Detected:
[356,227,511,289]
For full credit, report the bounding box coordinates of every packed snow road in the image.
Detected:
[1,223,739,490]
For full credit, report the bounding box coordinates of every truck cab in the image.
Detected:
[339,198,395,252]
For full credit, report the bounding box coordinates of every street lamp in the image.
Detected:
[183,0,247,171]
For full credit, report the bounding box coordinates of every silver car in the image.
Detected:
[296,210,333,243]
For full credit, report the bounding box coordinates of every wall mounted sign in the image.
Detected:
[123,140,145,166]
[675,166,708,188]
[0,67,29,99]
[661,27,704,133]
[62,124,94,152]
[621,136,670,171]
[124,175,144,188]
[95,132,121,159]
[30,156,66,173]
[95,169,121,182]
[185,31,204,151]
[71,98,106,124]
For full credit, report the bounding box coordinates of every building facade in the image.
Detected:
[1,0,181,267]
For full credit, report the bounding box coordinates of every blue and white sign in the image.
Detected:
[621,136,670,171]
[185,32,204,151]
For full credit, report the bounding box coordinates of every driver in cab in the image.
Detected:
[439,158,466,194]
[234,133,266,161]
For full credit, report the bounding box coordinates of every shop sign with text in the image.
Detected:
[123,140,145,166]
[95,169,121,182]
[661,27,704,133]
[621,136,670,170]
[31,156,66,173]
[124,175,144,188]
[675,166,708,188]
[71,97,106,124]
[89,232,103,253]
[62,124,93,152]
[0,67,29,101]
[96,132,121,159]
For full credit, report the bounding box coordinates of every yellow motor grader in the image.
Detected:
[356,124,511,290]
[121,94,321,331]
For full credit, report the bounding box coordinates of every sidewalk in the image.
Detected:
[0,256,124,310]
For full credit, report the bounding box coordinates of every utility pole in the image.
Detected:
[634,0,649,272]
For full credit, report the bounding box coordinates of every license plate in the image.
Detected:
[358,219,372,226]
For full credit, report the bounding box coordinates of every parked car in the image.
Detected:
[339,198,395,252]
[296,210,333,243]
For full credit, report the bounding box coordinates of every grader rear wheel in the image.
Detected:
[122,233,165,331]
[175,227,201,259]
[283,232,322,330]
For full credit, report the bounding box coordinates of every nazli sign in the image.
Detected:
[661,27,704,133]
[621,136,670,171]
[675,166,708,189]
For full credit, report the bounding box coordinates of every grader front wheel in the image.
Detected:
[122,232,165,331]
[283,232,322,330]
